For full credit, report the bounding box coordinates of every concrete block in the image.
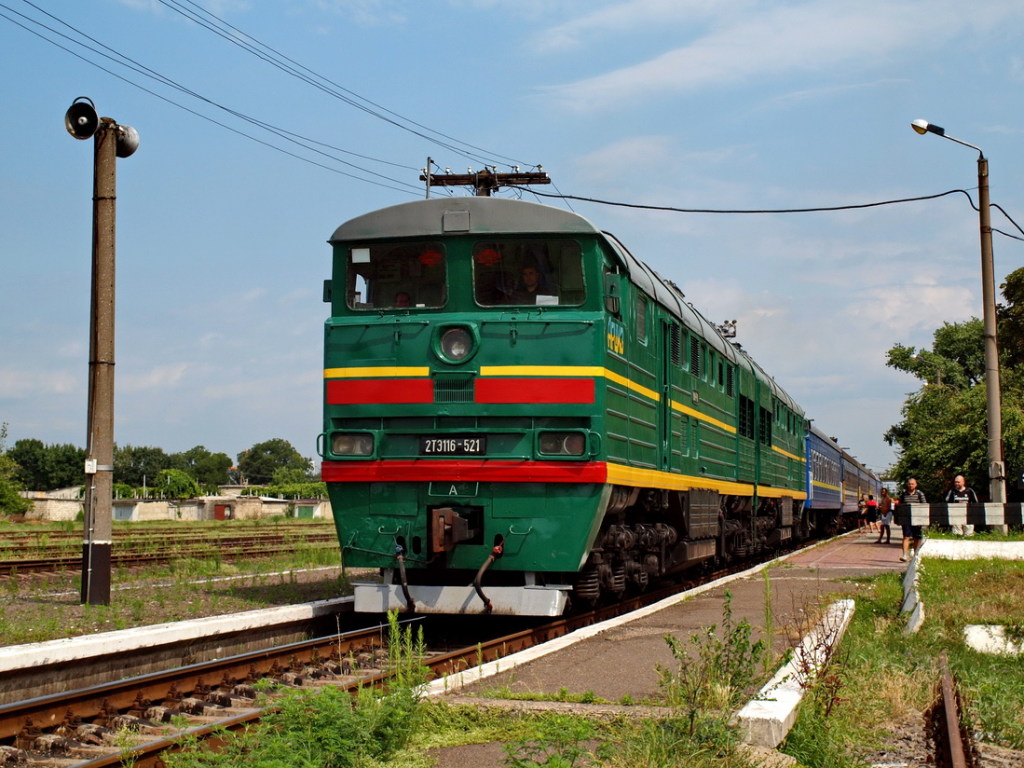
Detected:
[964,625,1024,656]
[900,585,919,615]
[904,600,925,634]
[736,599,855,748]
[902,556,920,591]
[920,540,1024,561]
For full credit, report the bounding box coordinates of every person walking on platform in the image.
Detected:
[865,494,879,534]
[857,494,869,533]
[944,474,978,536]
[898,477,926,562]
[876,488,893,544]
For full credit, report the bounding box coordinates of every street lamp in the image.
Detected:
[910,119,1005,502]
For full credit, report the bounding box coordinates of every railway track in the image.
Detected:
[4,534,980,767]
[0,535,339,577]
[928,655,977,768]
[0,523,334,547]
[0,572,708,768]
[1,617,568,767]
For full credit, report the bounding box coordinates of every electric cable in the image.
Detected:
[510,186,1024,243]
[157,0,533,170]
[0,3,421,195]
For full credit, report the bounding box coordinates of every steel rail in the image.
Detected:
[4,539,807,765]
[931,654,973,768]
[0,537,339,576]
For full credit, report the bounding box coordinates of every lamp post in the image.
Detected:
[911,119,1005,502]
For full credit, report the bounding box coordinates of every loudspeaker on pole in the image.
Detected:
[65,96,99,140]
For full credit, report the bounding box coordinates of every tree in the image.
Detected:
[999,267,1024,369]
[237,439,312,485]
[6,439,85,491]
[885,272,1024,502]
[0,424,31,516]
[885,319,983,391]
[7,438,46,489]
[154,468,200,499]
[272,466,312,485]
[169,445,233,486]
[114,445,171,488]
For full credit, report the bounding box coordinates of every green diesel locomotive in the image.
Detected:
[321,196,810,615]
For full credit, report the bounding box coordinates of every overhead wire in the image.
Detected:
[157,0,534,171]
[509,186,1024,243]
[5,2,1022,235]
[3,1,424,194]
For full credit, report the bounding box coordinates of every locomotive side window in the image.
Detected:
[346,242,447,310]
[738,395,755,439]
[473,240,584,306]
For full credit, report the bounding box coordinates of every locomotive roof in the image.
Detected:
[329,196,601,242]
[331,197,802,414]
[808,423,877,479]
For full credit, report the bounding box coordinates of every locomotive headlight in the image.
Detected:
[440,327,473,361]
[331,433,374,456]
[538,431,587,456]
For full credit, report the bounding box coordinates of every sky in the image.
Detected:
[3,0,1024,475]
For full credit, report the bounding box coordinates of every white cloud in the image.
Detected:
[537,1,1024,112]
[531,0,736,53]
[0,369,79,398]
[311,0,408,26]
[120,363,190,394]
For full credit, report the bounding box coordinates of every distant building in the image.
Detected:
[18,488,331,522]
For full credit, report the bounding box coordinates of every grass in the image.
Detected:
[783,557,1024,766]
[165,613,429,768]
[925,527,1024,541]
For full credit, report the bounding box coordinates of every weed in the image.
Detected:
[761,568,774,675]
[657,590,767,737]
[483,685,610,705]
[165,611,427,768]
[112,725,139,768]
[504,714,602,768]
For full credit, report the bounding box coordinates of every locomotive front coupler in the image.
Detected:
[472,541,505,615]
[393,543,416,614]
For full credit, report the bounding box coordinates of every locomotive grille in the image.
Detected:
[434,375,474,403]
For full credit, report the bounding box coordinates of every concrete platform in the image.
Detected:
[428,530,902,720]
[428,532,901,749]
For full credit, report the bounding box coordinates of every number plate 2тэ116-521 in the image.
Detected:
[419,436,486,456]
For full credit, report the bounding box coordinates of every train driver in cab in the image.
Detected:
[510,263,557,305]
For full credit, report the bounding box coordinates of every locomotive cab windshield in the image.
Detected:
[346,242,447,309]
[472,239,585,307]
[343,237,586,311]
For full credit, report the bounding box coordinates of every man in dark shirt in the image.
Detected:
[944,474,978,535]
[898,477,926,562]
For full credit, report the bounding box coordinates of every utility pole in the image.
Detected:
[419,166,550,196]
[65,98,139,605]
[911,120,1005,502]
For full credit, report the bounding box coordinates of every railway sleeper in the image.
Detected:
[179,697,206,715]
[16,729,70,756]
[0,745,27,765]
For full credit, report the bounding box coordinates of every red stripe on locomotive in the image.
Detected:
[326,378,433,404]
[474,377,595,404]
[322,459,608,483]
